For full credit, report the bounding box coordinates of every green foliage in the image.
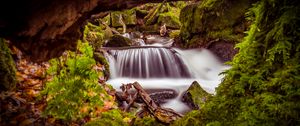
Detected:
[42,41,112,121]
[175,0,300,125]
[133,116,165,126]
[0,38,16,91]
[85,109,133,126]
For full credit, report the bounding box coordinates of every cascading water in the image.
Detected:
[106,47,191,78]
[105,34,229,113]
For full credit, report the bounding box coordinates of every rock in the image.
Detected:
[0,0,181,61]
[83,22,105,50]
[111,9,137,27]
[179,0,253,47]
[182,81,212,109]
[0,38,17,92]
[104,35,132,47]
[93,52,110,79]
[146,89,178,104]
[157,12,181,29]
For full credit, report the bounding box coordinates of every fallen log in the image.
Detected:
[120,82,182,124]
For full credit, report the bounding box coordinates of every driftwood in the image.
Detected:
[120,82,183,124]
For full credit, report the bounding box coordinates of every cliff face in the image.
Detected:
[0,0,181,61]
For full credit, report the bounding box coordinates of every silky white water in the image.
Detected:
[105,33,229,113]
[105,35,229,113]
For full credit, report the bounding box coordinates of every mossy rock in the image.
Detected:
[83,22,106,50]
[179,0,252,45]
[103,14,111,26]
[111,9,136,27]
[94,52,110,78]
[157,12,181,29]
[105,35,132,47]
[182,81,212,109]
[0,38,17,92]
[169,30,180,38]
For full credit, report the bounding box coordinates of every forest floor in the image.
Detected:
[0,47,115,125]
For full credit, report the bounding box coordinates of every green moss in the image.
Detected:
[175,0,300,125]
[94,52,110,78]
[144,2,182,29]
[0,38,16,91]
[105,35,132,47]
[111,9,136,27]
[83,22,105,50]
[133,116,165,126]
[144,3,164,25]
[182,81,212,109]
[157,12,181,29]
[207,28,242,42]
[169,30,180,38]
[85,109,133,126]
[179,0,252,47]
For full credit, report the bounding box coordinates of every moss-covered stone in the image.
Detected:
[157,12,181,29]
[169,30,180,38]
[144,2,182,29]
[179,0,252,47]
[182,81,212,109]
[0,38,17,92]
[111,9,137,27]
[105,35,132,47]
[94,52,110,79]
[83,22,106,50]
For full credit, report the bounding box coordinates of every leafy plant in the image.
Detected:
[42,41,113,121]
[174,0,300,125]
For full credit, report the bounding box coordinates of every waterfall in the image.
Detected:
[104,35,229,113]
[106,47,191,78]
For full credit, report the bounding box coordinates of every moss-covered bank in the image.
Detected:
[0,38,17,91]
[174,0,300,125]
[178,0,252,48]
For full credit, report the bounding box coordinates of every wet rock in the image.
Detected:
[116,89,178,106]
[207,40,238,62]
[182,81,212,109]
[145,89,178,104]
[104,35,132,47]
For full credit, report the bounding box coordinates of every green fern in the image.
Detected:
[42,41,112,121]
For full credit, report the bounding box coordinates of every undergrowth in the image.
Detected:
[42,41,114,121]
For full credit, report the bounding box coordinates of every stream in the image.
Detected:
[104,33,230,113]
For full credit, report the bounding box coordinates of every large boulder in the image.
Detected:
[179,0,252,47]
[104,35,132,47]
